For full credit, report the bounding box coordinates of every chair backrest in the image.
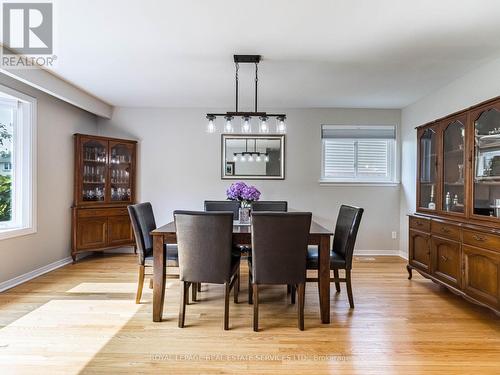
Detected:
[204,200,240,220]
[251,212,311,285]
[251,200,288,212]
[332,205,364,269]
[128,202,157,264]
[174,211,234,284]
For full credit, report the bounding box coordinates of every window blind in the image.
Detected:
[321,125,396,182]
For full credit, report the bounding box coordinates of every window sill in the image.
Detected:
[0,226,36,241]
[319,179,400,187]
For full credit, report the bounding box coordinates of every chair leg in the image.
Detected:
[346,269,354,308]
[297,283,305,331]
[191,282,197,302]
[224,282,230,330]
[287,284,291,294]
[149,278,153,289]
[178,281,189,328]
[291,285,296,304]
[253,284,259,332]
[197,283,202,292]
[234,272,239,304]
[135,265,145,304]
[333,269,341,293]
[248,270,253,304]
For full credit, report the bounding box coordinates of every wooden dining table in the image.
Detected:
[151,220,333,323]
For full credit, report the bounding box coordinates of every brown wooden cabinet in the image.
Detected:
[409,95,500,315]
[71,134,137,261]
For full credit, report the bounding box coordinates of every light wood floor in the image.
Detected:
[0,254,499,374]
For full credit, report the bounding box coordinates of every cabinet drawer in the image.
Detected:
[78,207,129,218]
[431,221,461,241]
[409,216,431,232]
[463,230,500,253]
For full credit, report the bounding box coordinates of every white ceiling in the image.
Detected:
[50,0,500,109]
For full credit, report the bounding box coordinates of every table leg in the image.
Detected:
[318,234,331,324]
[153,234,166,322]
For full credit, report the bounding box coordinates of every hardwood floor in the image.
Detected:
[0,254,499,374]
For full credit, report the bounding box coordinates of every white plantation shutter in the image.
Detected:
[321,125,396,182]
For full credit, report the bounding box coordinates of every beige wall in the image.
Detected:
[0,74,98,284]
[400,56,500,257]
[98,107,402,253]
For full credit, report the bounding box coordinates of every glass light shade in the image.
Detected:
[256,154,262,162]
[206,118,216,133]
[276,117,286,134]
[239,154,246,162]
[241,117,252,133]
[259,118,269,133]
[265,154,269,162]
[232,154,237,162]
[224,117,234,133]
[248,154,254,162]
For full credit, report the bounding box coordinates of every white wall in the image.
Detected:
[400,56,500,256]
[0,74,98,284]
[98,107,401,253]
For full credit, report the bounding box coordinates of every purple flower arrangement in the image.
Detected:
[226,181,261,207]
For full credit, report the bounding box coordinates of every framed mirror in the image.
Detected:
[221,134,285,180]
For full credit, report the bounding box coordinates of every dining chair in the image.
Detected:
[251,200,288,212]
[306,205,364,308]
[249,212,312,331]
[174,211,240,330]
[204,200,240,220]
[128,202,179,304]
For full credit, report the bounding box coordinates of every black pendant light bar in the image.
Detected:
[206,55,286,133]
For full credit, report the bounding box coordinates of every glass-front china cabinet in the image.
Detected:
[72,134,137,261]
[409,98,500,315]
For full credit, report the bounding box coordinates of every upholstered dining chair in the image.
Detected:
[128,202,179,304]
[174,211,240,330]
[306,205,364,308]
[249,212,312,331]
[204,200,240,220]
[251,200,288,212]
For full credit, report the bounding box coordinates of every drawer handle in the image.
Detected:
[441,255,448,262]
[472,234,486,242]
[440,227,450,233]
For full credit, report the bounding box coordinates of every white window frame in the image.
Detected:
[0,84,37,240]
[320,125,399,186]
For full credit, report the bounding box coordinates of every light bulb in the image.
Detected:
[242,117,251,133]
[265,154,269,162]
[240,155,246,162]
[224,117,234,133]
[259,117,269,133]
[256,154,261,162]
[232,155,237,162]
[248,154,254,162]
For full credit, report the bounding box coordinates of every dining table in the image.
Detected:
[151,220,334,323]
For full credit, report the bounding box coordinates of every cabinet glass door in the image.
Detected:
[442,119,465,214]
[473,107,500,218]
[419,128,438,210]
[81,138,107,202]
[109,141,133,203]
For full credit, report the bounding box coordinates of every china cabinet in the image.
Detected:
[71,134,137,261]
[408,97,500,315]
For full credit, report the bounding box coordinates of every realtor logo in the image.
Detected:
[2,2,53,54]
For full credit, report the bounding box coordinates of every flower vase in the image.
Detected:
[239,205,251,224]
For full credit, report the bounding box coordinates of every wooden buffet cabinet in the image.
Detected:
[71,134,137,261]
[408,96,500,315]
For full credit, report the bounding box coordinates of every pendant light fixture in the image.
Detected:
[206,55,286,134]
[232,138,269,163]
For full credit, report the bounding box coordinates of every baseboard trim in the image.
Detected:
[0,256,73,292]
[354,249,401,257]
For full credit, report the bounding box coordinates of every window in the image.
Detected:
[0,85,36,239]
[321,125,397,184]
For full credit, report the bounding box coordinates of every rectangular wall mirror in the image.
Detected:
[221,134,285,180]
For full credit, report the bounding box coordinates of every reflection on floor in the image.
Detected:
[0,254,499,374]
